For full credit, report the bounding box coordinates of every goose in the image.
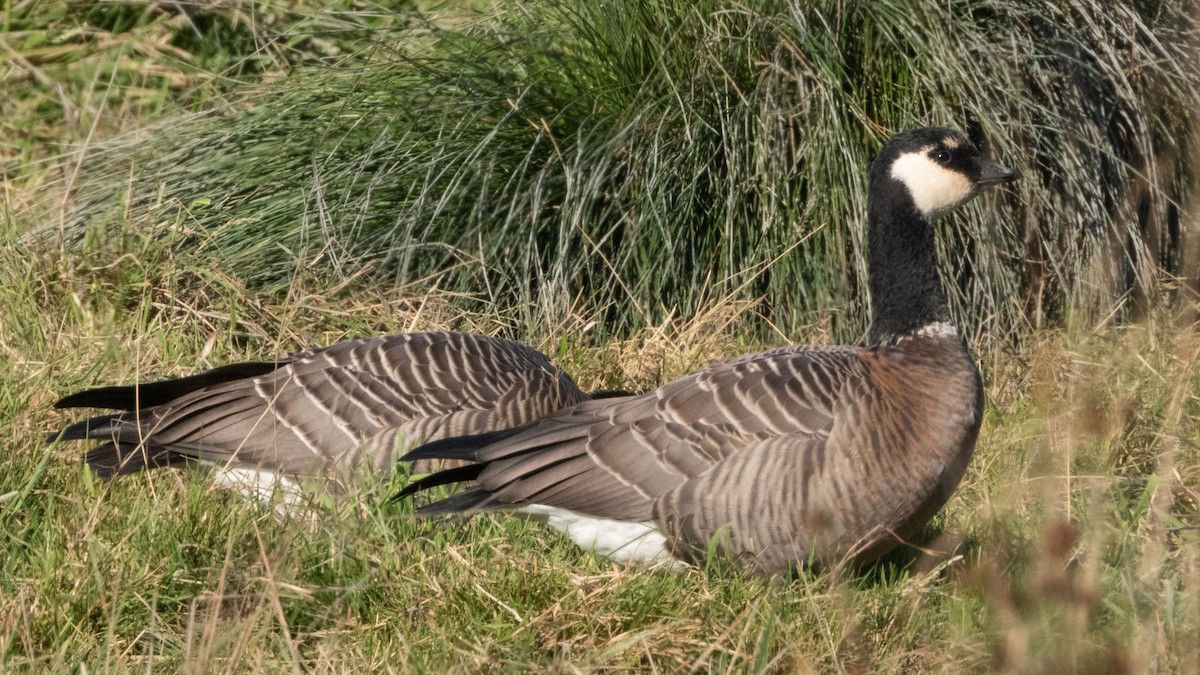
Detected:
[51,331,596,498]
[396,127,1020,573]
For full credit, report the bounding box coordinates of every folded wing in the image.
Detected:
[54,332,589,476]
[402,345,865,555]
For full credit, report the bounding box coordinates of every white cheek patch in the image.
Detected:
[890,152,973,216]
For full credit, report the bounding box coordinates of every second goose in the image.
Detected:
[52,332,594,497]
[397,127,1020,573]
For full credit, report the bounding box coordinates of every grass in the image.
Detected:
[2,226,1199,671]
[30,0,1200,346]
[3,0,1200,672]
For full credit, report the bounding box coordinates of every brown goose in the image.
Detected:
[52,332,593,496]
[397,128,1020,573]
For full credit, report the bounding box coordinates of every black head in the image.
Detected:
[870,127,1019,218]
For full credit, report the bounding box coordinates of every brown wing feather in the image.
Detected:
[421,346,861,523]
[60,332,589,476]
[658,337,983,572]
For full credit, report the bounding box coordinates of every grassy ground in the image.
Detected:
[3,209,1199,672]
[4,1,1200,672]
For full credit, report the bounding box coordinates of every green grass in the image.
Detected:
[4,0,1200,671]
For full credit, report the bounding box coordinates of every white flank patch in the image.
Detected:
[517,504,686,569]
[212,468,308,518]
[889,151,973,216]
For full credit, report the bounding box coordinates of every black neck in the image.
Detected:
[866,182,951,345]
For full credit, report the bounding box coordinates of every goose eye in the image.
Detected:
[932,150,951,164]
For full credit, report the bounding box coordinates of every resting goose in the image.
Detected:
[52,332,593,495]
[397,127,1020,573]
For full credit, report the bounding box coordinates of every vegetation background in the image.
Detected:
[2,0,1199,671]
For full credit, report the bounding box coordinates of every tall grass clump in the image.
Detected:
[1,0,416,209]
[38,0,1200,344]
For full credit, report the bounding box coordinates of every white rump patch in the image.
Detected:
[889,151,973,216]
[213,468,308,518]
[517,504,686,569]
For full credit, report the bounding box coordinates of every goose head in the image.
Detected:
[864,127,1019,344]
[872,127,1019,218]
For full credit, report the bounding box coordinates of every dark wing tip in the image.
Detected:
[50,414,121,443]
[414,488,499,515]
[54,361,285,411]
[400,425,528,463]
[82,442,127,477]
[392,463,485,502]
[54,386,131,410]
[83,442,181,476]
